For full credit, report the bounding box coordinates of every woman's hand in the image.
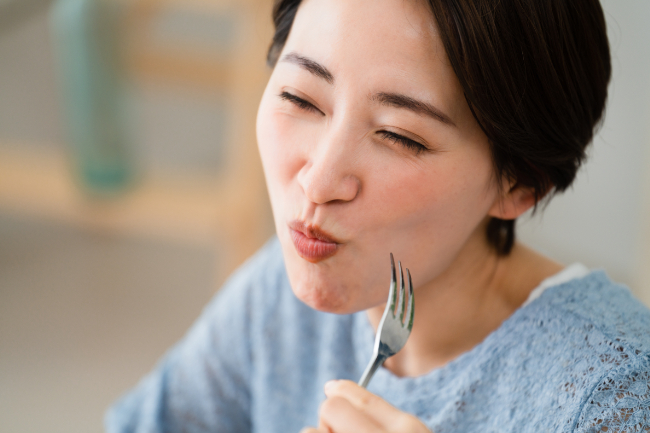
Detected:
[301,380,431,433]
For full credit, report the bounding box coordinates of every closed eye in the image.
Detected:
[279,91,324,115]
[378,130,429,155]
[279,91,428,154]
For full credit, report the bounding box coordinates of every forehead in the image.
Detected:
[282,0,461,108]
[291,0,437,46]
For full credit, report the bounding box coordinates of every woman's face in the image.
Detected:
[257,0,501,314]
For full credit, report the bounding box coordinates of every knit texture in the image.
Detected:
[106,238,650,433]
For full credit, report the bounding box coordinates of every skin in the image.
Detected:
[256,0,563,431]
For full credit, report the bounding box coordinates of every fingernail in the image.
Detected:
[324,380,338,392]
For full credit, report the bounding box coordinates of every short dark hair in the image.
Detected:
[267,0,611,255]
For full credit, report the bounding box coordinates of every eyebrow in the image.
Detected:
[281,52,334,84]
[280,52,454,126]
[372,92,456,127]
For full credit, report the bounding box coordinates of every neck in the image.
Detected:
[366,233,562,377]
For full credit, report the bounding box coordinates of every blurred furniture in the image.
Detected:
[0,0,275,277]
[122,0,276,272]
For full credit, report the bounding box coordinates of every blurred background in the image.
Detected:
[0,0,648,431]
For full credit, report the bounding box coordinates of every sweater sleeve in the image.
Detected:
[104,252,264,433]
[574,357,650,433]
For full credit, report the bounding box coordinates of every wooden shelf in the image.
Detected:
[0,145,272,270]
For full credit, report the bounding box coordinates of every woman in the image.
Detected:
[107,0,650,432]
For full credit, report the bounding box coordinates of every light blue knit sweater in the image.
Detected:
[106,238,650,432]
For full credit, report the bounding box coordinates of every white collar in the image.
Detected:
[522,263,590,307]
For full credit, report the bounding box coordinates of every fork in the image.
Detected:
[358,253,414,388]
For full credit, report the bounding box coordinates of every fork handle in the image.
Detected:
[358,353,388,389]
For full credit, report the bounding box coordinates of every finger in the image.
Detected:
[323,380,403,429]
[319,395,382,433]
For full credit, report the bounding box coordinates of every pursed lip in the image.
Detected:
[288,220,342,244]
[288,220,342,262]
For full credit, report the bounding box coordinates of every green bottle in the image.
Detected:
[51,0,132,195]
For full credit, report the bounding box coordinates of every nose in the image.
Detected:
[297,127,361,205]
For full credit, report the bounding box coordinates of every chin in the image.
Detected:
[290,278,354,314]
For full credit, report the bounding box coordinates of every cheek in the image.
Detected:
[415,163,495,236]
[257,101,304,194]
[364,150,497,263]
[368,154,495,230]
[358,156,496,289]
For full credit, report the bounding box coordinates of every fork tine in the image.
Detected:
[405,268,415,331]
[388,253,397,315]
[397,261,405,322]
[359,254,415,389]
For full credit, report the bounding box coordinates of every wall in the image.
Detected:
[518,0,650,305]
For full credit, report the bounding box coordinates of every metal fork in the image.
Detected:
[358,253,414,388]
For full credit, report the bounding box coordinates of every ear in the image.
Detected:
[488,183,538,220]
